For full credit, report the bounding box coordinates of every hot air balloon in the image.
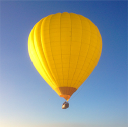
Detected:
[28,12,102,109]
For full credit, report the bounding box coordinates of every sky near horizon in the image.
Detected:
[0,1,127,127]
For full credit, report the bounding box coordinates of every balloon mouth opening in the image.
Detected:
[60,95,71,101]
[55,87,77,101]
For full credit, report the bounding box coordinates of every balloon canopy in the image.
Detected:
[28,12,102,101]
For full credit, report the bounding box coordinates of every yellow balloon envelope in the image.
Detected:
[28,12,102,101]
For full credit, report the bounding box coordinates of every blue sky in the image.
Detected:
[0,1,127,127]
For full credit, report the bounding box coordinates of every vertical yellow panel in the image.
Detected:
[28,27,56,90]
